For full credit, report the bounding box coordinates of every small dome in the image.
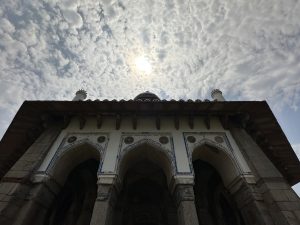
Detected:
[134,91,160,101]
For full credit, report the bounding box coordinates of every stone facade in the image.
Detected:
[0,92,299,225]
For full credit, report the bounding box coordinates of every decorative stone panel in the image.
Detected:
[184,132,231,154]
[45,132,109,174]
[115,132,177,176]
[183,132,252,179]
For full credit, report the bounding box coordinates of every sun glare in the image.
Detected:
[134,56,152,74]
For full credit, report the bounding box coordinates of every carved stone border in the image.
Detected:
[112,132,177,176]
[45,132,109,174]
[183,132,242,176]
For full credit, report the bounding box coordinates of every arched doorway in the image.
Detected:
[114,160,177,225]
[113,143,177,225]
[45,159,98,225]
[193,160,245,225]
[192,145,245,225]
[43,143,102,225]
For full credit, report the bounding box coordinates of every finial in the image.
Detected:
[72,89,87,101]
[211,89,225,101]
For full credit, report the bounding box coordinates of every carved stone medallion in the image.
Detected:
[214,136,224,143]
[97,136,106,143]
[124,136,134,144]
[159,136,169,144]
[67,136,77,143]
[187,136,196,143]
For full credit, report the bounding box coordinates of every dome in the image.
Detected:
[134,91,160,101]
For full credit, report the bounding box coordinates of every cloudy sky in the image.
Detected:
[0,0,300,192]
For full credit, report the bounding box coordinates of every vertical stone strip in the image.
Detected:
[229,177,274,225]
[0,124,62,225]
[90,183,117,225]
[3,124,62,181]
[174,184,199,225]
[230,127,300,225]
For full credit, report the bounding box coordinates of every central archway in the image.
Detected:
[114,160,178,225]
[113,142,177,225]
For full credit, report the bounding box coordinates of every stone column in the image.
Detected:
[230,127,300,225]
[174,184,199,225]
[90,183,117,225]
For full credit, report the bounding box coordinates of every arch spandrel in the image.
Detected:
[192,142,240,187]
[46,141,103,185]
[184,132,254,187]
[117,138,176,187]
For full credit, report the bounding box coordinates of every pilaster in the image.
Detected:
[228,177,274,225]
[173,184,199,225]
[90,175,118,225]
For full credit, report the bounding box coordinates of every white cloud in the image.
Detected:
[61,10,83,28]
[0,18,15,34]
[0,0,300,138]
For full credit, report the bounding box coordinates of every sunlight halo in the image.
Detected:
[134,56,152,74]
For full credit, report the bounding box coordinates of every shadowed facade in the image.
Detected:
[0,90,300,225]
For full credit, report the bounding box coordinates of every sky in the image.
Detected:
[0,0,300,193]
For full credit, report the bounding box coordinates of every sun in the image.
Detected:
[134,56,152,74]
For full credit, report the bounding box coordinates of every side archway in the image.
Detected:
[191,142,245,225]
[43,141,102,225]
[46,141,103,185]
[191,141,240,187]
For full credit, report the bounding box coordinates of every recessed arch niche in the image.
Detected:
[47,141,102,185]
[114,142,178,225]
[117,140,175,186]
[192,144,245,225]
[191,142,240,187]
[44,142,102,225]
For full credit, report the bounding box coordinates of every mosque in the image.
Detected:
[0,89,299,225]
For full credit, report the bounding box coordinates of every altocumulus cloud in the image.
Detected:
[0,0,300,137]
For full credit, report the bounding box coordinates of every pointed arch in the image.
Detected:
[117,139,176,186]
[191,139,241,187]
[46,140,103,185]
